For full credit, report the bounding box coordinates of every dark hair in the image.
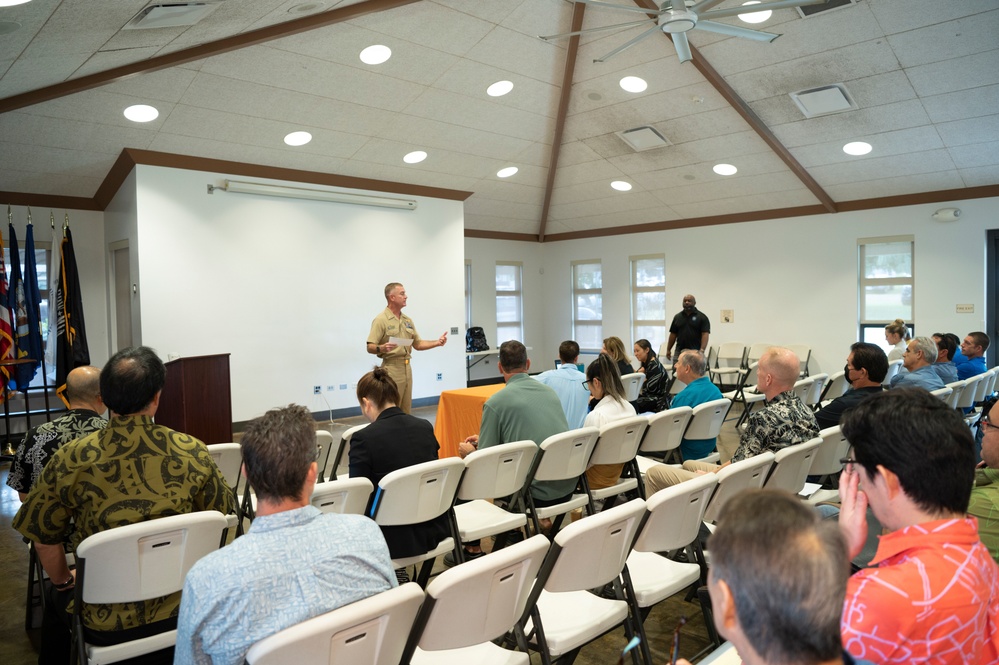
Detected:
[558,340,580,364]
[932,333,957,362]
[849,342,889,382]
[677,350,706,376]
[499,340,528,372]
[841,389,974,515]
[356,367,400,408]
[635,339,656,361]
[884,319,909,340]
[968,331,991,352]
[710,490,848,664]
[586,354,627,403]
[100,346,166,415]
[944,333,961,351]
[241,404,317,503]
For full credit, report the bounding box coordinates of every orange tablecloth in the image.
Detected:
[435,383,505,458]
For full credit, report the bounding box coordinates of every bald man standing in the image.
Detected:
[6,366,107,500]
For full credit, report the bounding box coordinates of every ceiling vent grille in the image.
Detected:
[789,84,857,119]
[124,2,221,30]
[797,0,856,19]
[616,126,672,152]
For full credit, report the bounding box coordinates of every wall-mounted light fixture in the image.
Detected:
[931,207,961,222]
[208,179,418,210]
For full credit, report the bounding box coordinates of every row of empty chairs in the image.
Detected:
[706,342,812,385]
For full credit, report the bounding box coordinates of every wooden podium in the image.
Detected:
[157,354,233,445]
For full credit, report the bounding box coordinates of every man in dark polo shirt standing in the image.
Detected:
[665,294,710,363]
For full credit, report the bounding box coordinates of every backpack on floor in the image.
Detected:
[466,327,489,352]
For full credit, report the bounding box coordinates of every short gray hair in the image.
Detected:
[677,349,706,377]
[910,336,938,363]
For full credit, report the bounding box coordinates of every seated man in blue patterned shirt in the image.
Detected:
[889,336,946,391]
[175,405,396,665]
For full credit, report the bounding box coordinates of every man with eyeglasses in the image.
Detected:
[838,389,999,664]
[887,336,945,391]
[815,343,886,431]
[971,398,999,561]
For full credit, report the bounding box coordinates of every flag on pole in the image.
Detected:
[8,223,42,389]
[53,227,90,407]
[0,228,15,402]
[44,224,61,379]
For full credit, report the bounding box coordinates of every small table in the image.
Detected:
[434,383,505,458]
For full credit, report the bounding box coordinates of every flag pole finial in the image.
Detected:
[26,207,31,225]
[50,211,55,230]
[6,204,10,225]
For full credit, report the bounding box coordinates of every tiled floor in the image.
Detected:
[0,403,743,665]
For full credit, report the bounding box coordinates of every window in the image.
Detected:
[495,261,523,343]
[464,260,472,333]
[858,236,914,347]
[572,260,602,351]
[631,254,666,345]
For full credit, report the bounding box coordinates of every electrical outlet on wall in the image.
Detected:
[451,327,459,335]
[326,385,335,392]
[313,386,321,395]
[436,373,443,381]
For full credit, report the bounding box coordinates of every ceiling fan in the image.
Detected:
[540,0,829,64]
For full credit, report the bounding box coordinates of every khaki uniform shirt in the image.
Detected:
[367,307,421,362]
[13,415,234,632]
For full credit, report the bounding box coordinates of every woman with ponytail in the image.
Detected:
[583,354,638,490]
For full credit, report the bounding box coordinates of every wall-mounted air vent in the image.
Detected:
[797,0,856,19]
[124,3,221,30]
[616,126,672,152]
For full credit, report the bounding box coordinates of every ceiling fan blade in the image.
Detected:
[540,19,654,41]
[688,0,728,12]
[569,0,666,15]
[672,30,693,63]
[593,23,663,62]
[700,0,827,20]
[696,19,779,41]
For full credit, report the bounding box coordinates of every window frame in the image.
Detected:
[464,259,472,333]
[858,235,914,344]
[630,253,666,346]
[571,259,603,352]
[495,261,524,344]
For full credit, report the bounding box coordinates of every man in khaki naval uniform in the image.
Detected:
[367,282,447,413]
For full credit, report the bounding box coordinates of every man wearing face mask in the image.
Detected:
[814,342,887,431]
[665,294,710,363]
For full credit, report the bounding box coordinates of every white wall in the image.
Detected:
[104,169,141,353]
[468,196,998,379]
[132,165,467,422]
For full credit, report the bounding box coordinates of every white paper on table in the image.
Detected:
[389,337,414,347]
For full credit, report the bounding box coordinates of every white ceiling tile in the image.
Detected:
[921,84,999,124]
[825,170,967,201]
[463,214,539,234]
[0,53,90,98]
[948,142,999,169]
[905,48,999,98]
[550,191,665,221]
[789,126,945,168]
[558,207,684,234]
[556,158,628,187]
[349,1,499,56]
[401,88,552,143]
[960,165,999,188]
[429,58,560,117]
[809,149,957,187]
[72,47,164,79]
[0,140,115,178]
[470,178,545,202]
[867,0,999,34]
[102,67,200,104]
[887,9,999,68]
[0,111,155,154]
[430,0,524,24]
[647,170,807,207]
[0,166,103,198]
[147,132,350,175]
[936,115,999,148]
[772,99,931,148]
[464,196,541,222]
[464,25,566,84]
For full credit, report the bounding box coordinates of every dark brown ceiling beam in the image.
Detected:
[537,2,586,243]
[0,0,421,115]
[464,229,540,242]
[632,0,837,214]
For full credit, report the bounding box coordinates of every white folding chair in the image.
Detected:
[883,359,903,386]
[310,477,374,515]
[820,371,849,403]
[316,430,336,482]
[72,511,229,665]
[791,377,814,404]
[709,342,746,389]
[762,438,823,495]
[244,583,425,665]
[371,458,465,586]
[943,379,966,410]
[625,474,717,665]
[957,374,983,411]
[620,373,646,402]
[745,343,772,368]
[585,416,649,509]
[721,362,761,428]
[803,373,829,410]
[930,386,954,401]
[519,499,647,665]
[452,441,537,554]
[402,535,550,665]
[517,427,601,537]
[683,398,733,464]
[702,452,776,524]
[329,424,367,481]
[787,344,811,378]
[805,426,850,504]
[635,406,693,478]
[206,442,244,536]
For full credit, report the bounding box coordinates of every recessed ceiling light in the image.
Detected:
[0,0,33,6]
[497,166,519,178]
[738,1,772,23]
[611,181,633,191]
[359,44,391,65]
[123,104,159,123]
[284,131,312,147]
[403,150,427,164]
[713,163,738,176]
[487,80,513,97]
[619,76,648,93]
[843,141,873,156]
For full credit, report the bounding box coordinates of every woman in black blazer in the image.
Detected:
[349,368,449,561]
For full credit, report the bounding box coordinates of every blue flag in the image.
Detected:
[7,223,41,388]
[22,224,43,385]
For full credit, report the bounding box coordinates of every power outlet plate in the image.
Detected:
[313,385,321,395]
[451,327,460,335]
[436,373,443,381]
